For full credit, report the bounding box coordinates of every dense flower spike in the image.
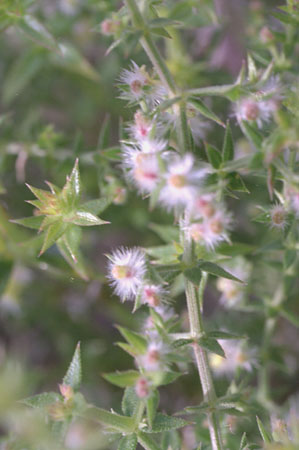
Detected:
[107,247,146,301]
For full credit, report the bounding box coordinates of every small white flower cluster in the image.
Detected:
[235,77,282,129]
[210,339,257,376]
[107,247,169,308]
[184,193,233,250]
[216,257,251,308]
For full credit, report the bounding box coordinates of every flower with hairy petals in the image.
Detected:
[270,204,288,230]
[210,340,257,376]
[235,97,272,128]
[129,111,155,142]
[119,62,149,101]
[159,153,207,210]
[141,284,167,308]
[217,257,251,308]
[138,339,168,372]
[107,247,146,301]
[122,146,162,194]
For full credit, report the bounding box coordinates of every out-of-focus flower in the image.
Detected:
[141,284,167,308]
[210,340,257,376]
[270,204,288,230]
[159,153,206,210]
[285,184,299,217]
[217,257,251,308]
[122,146,163,194]
[138,339,168,372]
[119,62,150,101]
[107,247,146,301]
[235,97,272,128]
[135,377,150,398]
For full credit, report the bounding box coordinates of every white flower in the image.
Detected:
[138,339,168,371]
[186,205,233,250]
[141,284,167,308]
[140,138,167,154]
[216,257,251,308]
[119,61,149,101]
[210,340,257,376]
[107,247,146,301]
[159,153,206,210]
[129,111,154,142]
[122,145,162,193]
[285,185,299,217]
[270,204,288,229]
[235,97,272,128]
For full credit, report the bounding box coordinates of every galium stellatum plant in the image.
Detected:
[5,0,299,449]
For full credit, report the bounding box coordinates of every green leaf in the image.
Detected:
[184,267,202,285]
[187,84,243,101]
[247,54,258,82]
[117,327,147,354]
[138,432,160,450]
[26,183,53,204]
[122,387,140,417]
[98,115,111,149]
[149,223,179,243]
[39,221,67,256]
[146,390,160,429]
[142,413,189,433]
[227,172,250,193]
[57,237,89,281]
[11,215,44,230]
[222,122,234,162]
[240,121,263,150]
[189,98,225,127]
[83,406,135,432]
[80,198,111,216]
[18,14,59,51]
[146,244,179,265]
[197,260,243,283]
[256,416,272,443]
[103,371,140,388]
[0,260,13,297]
[69,211,109,226]
[205,143,222,169]
[60,225,81,264]
[62,159,81,206]
[171,339,193,349]
[118,434,138,450]
[21,392,61,409]
[161,430,181,450]
[198,337,225,357]
[150,27,172,39]
[207,331,244,340]
[284,249,297,269]
[63,342,82,390]
[279,307,299,328]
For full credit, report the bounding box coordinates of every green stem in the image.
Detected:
[133,401,145,429]
[183,237,224,450]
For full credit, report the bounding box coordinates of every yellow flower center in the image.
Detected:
[169,174,186,188]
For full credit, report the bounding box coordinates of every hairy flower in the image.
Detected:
[119,61,149,101]
[141,284,167,308]
[270,204,288,229]
[159,153,206,210]
[217,257,251,308]
[138,339,168,372]
[107,247,146,301]
[210,340,257,376]
[122,146,162,193]
[235,97,272,128]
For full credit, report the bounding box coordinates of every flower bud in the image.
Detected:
[135,377,149,398]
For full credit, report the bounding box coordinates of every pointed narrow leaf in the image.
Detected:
[63,159,81,206]
[122,387,140,417]
[18,15,59,51]
[117,327,147,354]
[142,413,190,433]
[247,54,258,82]
[205,143,222,169]
[63,342,82,390]
[138,432,161,450]
[22,392,61,409]
[184,267,202,285]
[57,238,89,281]
[103,371,140,388]
[39,221,66,255]
[61,225,81,263]
[198,337,225,357]
[84,406,134,432]
[197,261,243,282]
[146,390,160,429]
[189,98,225,127]
[80,198,110,215]
[207,331,244,340]
[98,115,111,149]
[26,184,53,203]
[222,122,234,162]
[256,416,272,443]
[240,121,263,150]
[11,215,44,230]
[118,434,138,450]
[70,211,109,226]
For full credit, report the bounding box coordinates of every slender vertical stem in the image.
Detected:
[183,238,224,450]
[125,1,223,447]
